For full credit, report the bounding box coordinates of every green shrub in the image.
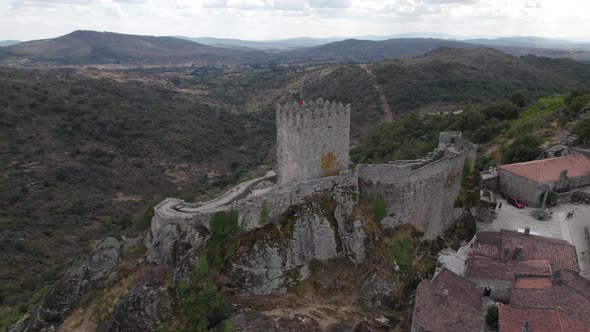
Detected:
[486,305,499,329]
[208,210,239,268]
[371,194,387,222]
[133,197,161,232]
[501,134,543,164]
[223,321,233,332]
[575,116,590,145]
[101,216,113,226]
[194,256,209,281]
[388,231,413,272]
[259,201,269,225]
[179,282,227,332]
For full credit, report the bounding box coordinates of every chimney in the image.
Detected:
[525,227,530,235]
[484,286,492,297]
[521,321,529,332]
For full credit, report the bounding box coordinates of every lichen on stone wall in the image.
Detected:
[321,151,341,177]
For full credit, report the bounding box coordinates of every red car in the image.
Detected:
[506,196,526,209]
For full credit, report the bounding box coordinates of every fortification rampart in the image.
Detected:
[276,99,350,185]
[150,169,359,238]
[358,132,476,238]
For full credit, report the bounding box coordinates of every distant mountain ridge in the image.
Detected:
[0,30,275,66]
[2,30,590,66]
[0,40,21,47]
[280,38,484,63]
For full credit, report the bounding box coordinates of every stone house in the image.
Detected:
[498,154,590,207]
[412,268,484,332]
[499,270,590,331]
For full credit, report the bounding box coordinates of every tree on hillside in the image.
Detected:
[510,90,529,108]
[501,134,543,164]
[564,90,590,119]
[456,158,481,209]
[575,116,590,145]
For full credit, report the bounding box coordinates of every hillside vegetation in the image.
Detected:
[352,90,590,168]
[0,67,273,326]
[1,48,590,327]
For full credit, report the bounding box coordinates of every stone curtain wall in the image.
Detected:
[147,171,358,265]
[276,99,350,184]
[358,133,476,238]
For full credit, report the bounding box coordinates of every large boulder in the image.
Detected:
[146,223,208,266]
[104,286,172,332]
[228,199,344,295]
[357,270,402,310]
[10,238,122,332]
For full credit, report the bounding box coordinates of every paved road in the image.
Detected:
[477,197,590,278]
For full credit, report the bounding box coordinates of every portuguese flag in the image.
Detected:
[298,90,304,107]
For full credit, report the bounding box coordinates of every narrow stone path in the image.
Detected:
[358,64,393,122]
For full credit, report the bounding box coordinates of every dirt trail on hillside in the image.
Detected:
[359,64,393,123]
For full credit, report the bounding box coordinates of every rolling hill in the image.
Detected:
[466,36,590,51]
[2,45,590,327]
[0,40,21,47]
[0,30,276,66]
[280,38,483,63]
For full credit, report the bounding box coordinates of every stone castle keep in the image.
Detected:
[147,99,476,269]
[276,99,350,184]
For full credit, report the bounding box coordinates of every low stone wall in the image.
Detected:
[554,190,574,204]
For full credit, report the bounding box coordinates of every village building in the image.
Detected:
[499,269,590,331]
[465,258,551,303]
[472,230,579,273]
[411,268,484,332]
[413,230,587,331]
[497,154,590,207]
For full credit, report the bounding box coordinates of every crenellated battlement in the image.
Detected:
[276,99,351,128]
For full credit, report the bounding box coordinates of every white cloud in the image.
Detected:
[2,0,590,41]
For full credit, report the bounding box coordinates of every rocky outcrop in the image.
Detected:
[334,192,367,265]
[226,193,370,295]
[146,223,208,266]
[358,270,402,310]
[9,238,122,332]
[228,200,343,295]
[219,311,320,332]
[100,286,172,332]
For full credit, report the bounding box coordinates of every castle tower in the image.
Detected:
[276,99,351,184]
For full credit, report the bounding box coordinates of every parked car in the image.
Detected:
[506,196,526,209]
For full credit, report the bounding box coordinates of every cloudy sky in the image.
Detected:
[1,0,589,41]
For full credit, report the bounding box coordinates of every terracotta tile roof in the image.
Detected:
[472,231,502,260]
[513,277,552,289]
[473,230,579,272]
[511,286,554,308]
[432,268,482,308]
[498,154,590,183]
[499,306,562,332]
[500,306,590,332]
[500,270,590,332]
[412,268,483,332]
[465,258,551,281]
[552,270,590,325]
